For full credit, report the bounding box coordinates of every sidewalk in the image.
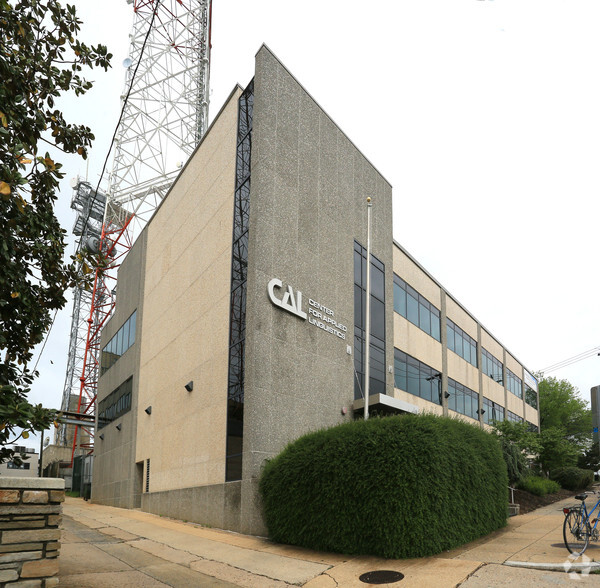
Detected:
[59,496,599,587]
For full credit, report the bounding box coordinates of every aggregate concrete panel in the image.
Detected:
[241,45,393,534]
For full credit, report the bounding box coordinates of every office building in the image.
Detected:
[92,46,539,535]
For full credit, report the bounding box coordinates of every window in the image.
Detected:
[525,384,538,409]
[481,348,503,383]
[394,349,441,405]
[226,80,253,482]
[393,275,440,341]
[506,409,523,423]
[527,421,539,433]
[354,241,386,400]
[7,462,30,470]
[482,397,505,424]
[97,377,133,428]
[506,368,523,399]
[100,310,137,376]
[448,378,478,420]
[446,319,477,367]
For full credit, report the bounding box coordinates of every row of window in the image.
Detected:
[394,349,441,405]
[447,318,478,367]
[394,347,537,427]
[7,462,31,470]
[100,311,137,376]
[448,378,479,420]
[391,280,537,411]
[506,368,523,399]
[98,377,133,428]
[354,242,386,400]
[393,275,441,341]
[483,397,505,425]
[481,348,503,382]
[525,384,538,409]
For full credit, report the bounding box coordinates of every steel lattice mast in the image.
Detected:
[58,0,211,456]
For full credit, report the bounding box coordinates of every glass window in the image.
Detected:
[447,319,477,368]
[430,309,440,341]
[406,290,419,325]
[446,323,454,352]
[394,350,407,391]
[354,241,386,400]
[128,311,136,348]
[407,357,419,397]
[394,348,440,405]
[525,384,538,409]
[448,378,479,420]
[371,264,385,301]
[370,297,385,341]
[393,281,406,316]
[419,301,430,333]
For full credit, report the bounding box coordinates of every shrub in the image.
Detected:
[515,476,560,496]
[259,413,508,559]
[550,467,594,491]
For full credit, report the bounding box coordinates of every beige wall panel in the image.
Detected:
[449,411,479,427]
[481,378,504,405]
[392,390,444,416]
[136,88,241,492]
[392,246,441,308]
[447,352,480,391]
[445,297,477,339]
[393,314,443,372]
[505,353,522,376]
[480,330,503,359]
[506,393,523,415]
[525,405,539,425]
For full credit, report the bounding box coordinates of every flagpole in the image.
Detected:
[364,196,372,420]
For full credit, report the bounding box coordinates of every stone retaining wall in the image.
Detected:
[0,477,64,586]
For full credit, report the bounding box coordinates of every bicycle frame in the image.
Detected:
[564,494,600,538]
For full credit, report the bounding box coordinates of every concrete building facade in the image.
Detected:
[92,46,539,535]
[0,446,39,478]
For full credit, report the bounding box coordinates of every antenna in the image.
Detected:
[59,1,212,461]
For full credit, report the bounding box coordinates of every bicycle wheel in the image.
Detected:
[563,509,590,555]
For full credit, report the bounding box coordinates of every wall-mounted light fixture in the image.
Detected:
[145,406,152,415]
[426,372,442,382]
[444,391,451,399]
[184,381,193,392]
[116,423,122,431]
[99,434,104,441]
[477,408,486,415]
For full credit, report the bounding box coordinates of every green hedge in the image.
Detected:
[550,467,594,491]
[515,476,560,496]
[259,413,508,558]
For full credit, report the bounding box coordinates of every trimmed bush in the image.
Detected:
[550,467,594,491]
[515,476,560,496]
[259,413,508,558]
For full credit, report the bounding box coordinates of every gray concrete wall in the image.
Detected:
[240,46,394,534]
[92,230,147,509]
[141,481,243,531]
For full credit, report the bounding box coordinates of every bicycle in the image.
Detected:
[563,491,600,555]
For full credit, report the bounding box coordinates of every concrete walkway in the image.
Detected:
[60,495,600,587]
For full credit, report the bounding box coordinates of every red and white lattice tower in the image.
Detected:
[59,0,211,459]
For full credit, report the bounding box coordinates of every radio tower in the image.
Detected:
[59,0,212,459]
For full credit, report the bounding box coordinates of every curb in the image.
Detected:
[504,560,600,572]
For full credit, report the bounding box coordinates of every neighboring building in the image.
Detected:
[0,446,39,478]
[92,46,539,535]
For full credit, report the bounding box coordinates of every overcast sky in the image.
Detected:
[25,0,600,447]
